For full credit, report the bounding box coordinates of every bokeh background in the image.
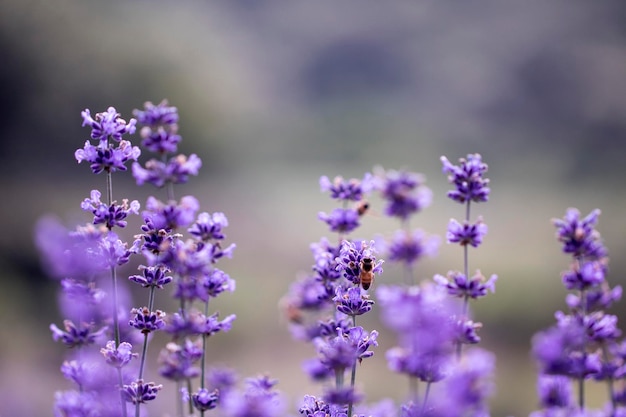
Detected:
[2,1,626,416]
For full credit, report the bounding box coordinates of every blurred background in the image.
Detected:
[2,1,626,416]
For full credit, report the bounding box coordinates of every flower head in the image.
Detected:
[158,340,203,381]
[81,190,140,229]
[122,379,163,404]
[100,341,137,368]
[384,228,439,266]
[318,208,361,235]
[434,270,497,300]
[50,320,107,348]
[552,208,607,260]
[446,217,488,247]
[319,174,373,201]
[440,154,490,204]
[335,240,383,287]
[373,167,432,220]
[81,107,137,144]
[75,140,140,174]
[129,307,166,334]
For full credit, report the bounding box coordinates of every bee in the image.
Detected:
[359,257,375,290]
[356,200,370,216]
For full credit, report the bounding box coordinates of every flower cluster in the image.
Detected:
[283,173,383,416]
[531,208,626,416]
[38,101,626,417]
[38,102,241,417]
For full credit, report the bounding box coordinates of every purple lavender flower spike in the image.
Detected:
[314,328,360,373]
[81,189,140,229]
[566,284,622,312]
[373,167,432,220]
[188,212,229,241]
[143,195,200,231]
[561,260,607,291]
[75,139,141,174]
[436,347,495,416]
[158,340,203,381]
[207,367,239,393]
[552,208,607,260]
[134,99,179,127]
[318,208,360,234]
[204,268,236,297]
[440,154,490,204]
[81,107,137,144]
[129,307,166,334]
[100,340,137,368]
[201,312,236,336]
[434,270,497,300]
[133,154,202,187]
[50,320,107,348]
[385,228,439,266]
[335,240,383,287]
[60,360,88,388]
[192,388,220,411]
[319,173,373,201]
[54,390,99,417]
[446,217,488,247]
[129,265,173,289]
[333,286,374,316]
[537,374,572,408]
[377,283,459,381]
[122,379,163,404]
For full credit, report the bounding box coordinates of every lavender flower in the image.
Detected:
[537,374,573,408]
[132,154,202,187]
[561,260,607,291]
[333,286,374,316]
[50,320,107,348]
[54,390,99,417]
[128,265,173,289]
[100,341,137,368]
[440,153,490,204]
[433,270,497,300]
[552,208,607,260]
[335,240,383,287]
[75,139,141,174]
[134,99,179,128]
[188,211,229,241]
[384,229,439,266]
[142,195,200,231]
[81,107,137,144]
[158,340,203,381]
[446,217,488,247]
[81,190,140,229]
[129,307,166,334]
[122,379,163,404]
[319,174,373,201]
[192,388,220,411]
[378,284,458,382]
[318,208,361,235]
[35,219,108,279]
[373,167,432,220]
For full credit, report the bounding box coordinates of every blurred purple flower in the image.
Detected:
[446,217,487,247]
[373,167,432,220]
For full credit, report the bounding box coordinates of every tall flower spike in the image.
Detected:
[441,153,490,204]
